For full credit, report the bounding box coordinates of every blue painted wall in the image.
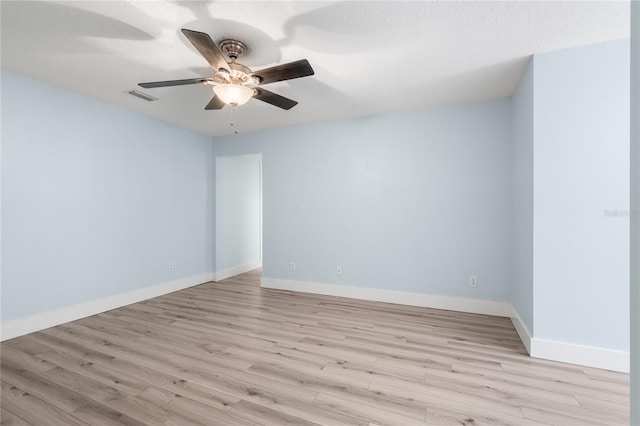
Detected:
[1,71,214,321]
[533,39,630,351]
[214,100,513,301]
[630,1,640,420]
[510,58,535,334]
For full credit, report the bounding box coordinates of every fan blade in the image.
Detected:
[253,88,298,110]
[181,29,230,72]
[251,59,314,85]
[205,95,225,110]
[138,77,215,89]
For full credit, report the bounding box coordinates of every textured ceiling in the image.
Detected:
[0,1,630,137]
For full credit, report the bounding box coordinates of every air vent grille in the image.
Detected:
[127,90,157,102]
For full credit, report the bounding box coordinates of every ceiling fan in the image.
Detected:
[138,29,314,110]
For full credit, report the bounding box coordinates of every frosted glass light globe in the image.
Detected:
[213,84,254,106]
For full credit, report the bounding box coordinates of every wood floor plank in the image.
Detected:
[451,360,629,405]
[0,269,629,425]
[367,379,524,418]
[228,399,320,426]
[0,408,31,426]
[424,405,547,426]
[521,405,609,426]
[161,393,254,426]
[313,392,428,426]
[71,405,148,426]
[300,366,429,421]
[0,345,56,373]
[39,366,173,425]
[421,362,581,406]
[35,350,149,397]
[2,360,87,413]
[2,356,149,426]
[0,381,88,426]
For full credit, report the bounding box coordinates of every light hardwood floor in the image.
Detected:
[0,269,630,425]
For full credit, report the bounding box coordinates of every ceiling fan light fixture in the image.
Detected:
[139,29,314,111]
[213,84,254,106]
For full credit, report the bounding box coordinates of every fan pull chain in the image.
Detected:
[230,105,239,135]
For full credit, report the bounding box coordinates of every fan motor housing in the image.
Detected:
[229,62,251,75]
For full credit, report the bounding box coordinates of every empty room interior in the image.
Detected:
[1,1,639,425]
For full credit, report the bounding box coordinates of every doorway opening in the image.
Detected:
[215,153,262,281]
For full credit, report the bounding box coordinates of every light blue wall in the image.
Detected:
[630,1,639,421]
[215,153,261,271]
[214,100,512,301]
[509,58,534,334]
[1,71,214,321]
[533,39,630,351]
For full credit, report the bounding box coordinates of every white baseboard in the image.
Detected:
[213,260,262,282]
[509,306,628,372]
[260,277,512,317]
[510,309,532,354]
[530,338,629,373]
[0,272,214,342]
[261,278,629,373]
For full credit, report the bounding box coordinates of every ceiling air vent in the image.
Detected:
[127,89,157,102]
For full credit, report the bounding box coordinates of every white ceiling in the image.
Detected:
[1,1,630,137]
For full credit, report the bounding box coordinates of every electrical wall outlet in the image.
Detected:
[289,262,296,271]
[469,276,478,287]
[168,262,175,272]
[336,265,343,275]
